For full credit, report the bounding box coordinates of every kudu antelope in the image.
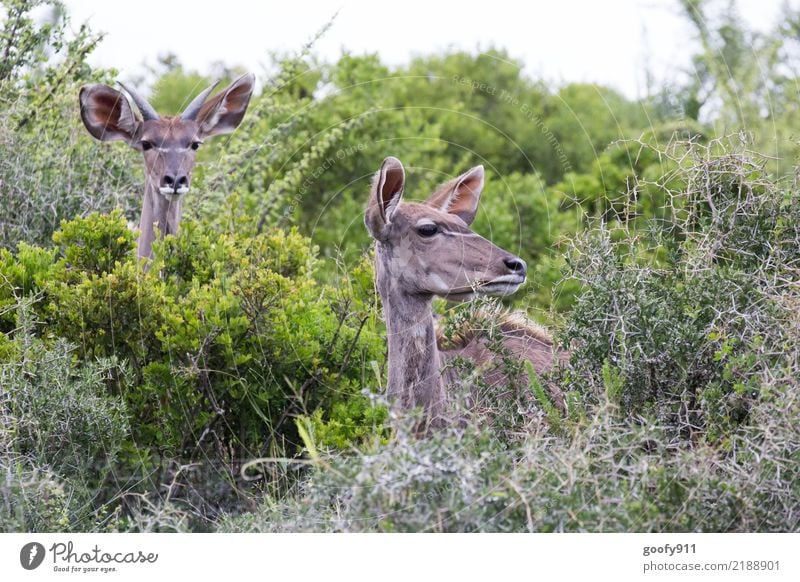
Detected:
[365,157,565,426]
[79,73,255,262]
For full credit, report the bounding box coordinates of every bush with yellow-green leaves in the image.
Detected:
[0,211,388,530]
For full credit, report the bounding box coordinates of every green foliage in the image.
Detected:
[1,310,129,532]
[52,209,137,273]
[5,338,129,483]
[525,361,561,432]
[0,0,139,249]
[562,143,798,443]
[601,361,624,404]
[223,143,800,534]
[1,213,387,462]
[305,397,389,450]
[145,55,246,116]
[671,0,800,175]
[0,242,55,332]
[221,386,799,532]
[0,210,388,531]
[3,0,800,534]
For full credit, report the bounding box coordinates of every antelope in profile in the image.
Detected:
[79,73,255,261]
[365,157,565,426]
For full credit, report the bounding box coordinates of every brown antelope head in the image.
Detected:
[365,156,527,302]
[365,156,530,423]
[79,73,255,261]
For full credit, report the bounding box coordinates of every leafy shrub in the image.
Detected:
[3,0,800,535]
[1,307,129,532]
[561,143,798,443]
[0,0,140,249]
[221,144,799,533]
[220,385,799,532]
[5,341,129,483]
[0,213,387,464]
[0,462,73,532]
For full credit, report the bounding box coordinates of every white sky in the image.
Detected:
[63,0,792,98]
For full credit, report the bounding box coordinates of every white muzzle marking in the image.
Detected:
[159,186,189,199]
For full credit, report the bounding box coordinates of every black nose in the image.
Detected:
[504,256,527,276]
[162,174,188,190]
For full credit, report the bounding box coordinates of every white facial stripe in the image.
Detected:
[428,273,449,293]
[441,230,479,238]
[385,197,401,223]
[159,187,189,196]
[479,283,521,297]
[153,147,190,153]
[487,275,525,285]
[414,219,479,238]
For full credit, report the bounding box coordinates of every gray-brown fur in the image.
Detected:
[79,73,254,262]
[439,313,567,413]
[365,156,565,427]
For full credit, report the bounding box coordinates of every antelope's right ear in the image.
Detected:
[195,73,255,138]
[365,157,405,239]
[79,84,139,143]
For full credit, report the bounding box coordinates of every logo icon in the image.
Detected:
[20,542,46,570]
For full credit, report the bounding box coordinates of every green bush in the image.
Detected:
[3,0,800,535]
[221,145,800,533]
[221,385,799,532]
[0,212,389,530]
[1,311,129,532]
[5,341,129,483]
[0,1,140,249]
[562,144,799,443]
[0,213,387,464]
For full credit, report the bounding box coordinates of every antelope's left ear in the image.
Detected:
[196,73,255,138]
[365,156,406,240]
[426,165,484,225]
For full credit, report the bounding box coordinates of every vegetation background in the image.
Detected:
[0,0,797,532]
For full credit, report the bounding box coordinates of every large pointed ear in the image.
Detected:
[365,157,405,239]
[195,73,255,138]
[425,165,484,225]
[79,84,139,143]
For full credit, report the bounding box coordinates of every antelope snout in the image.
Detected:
[503,256,527,278]
[160,173,190,195]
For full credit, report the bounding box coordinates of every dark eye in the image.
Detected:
[417,223,439,237]
[190,141,201,151]
[140,140,153,151]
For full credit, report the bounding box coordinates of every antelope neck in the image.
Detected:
[376,245,446,420]
[137,178,183,260]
